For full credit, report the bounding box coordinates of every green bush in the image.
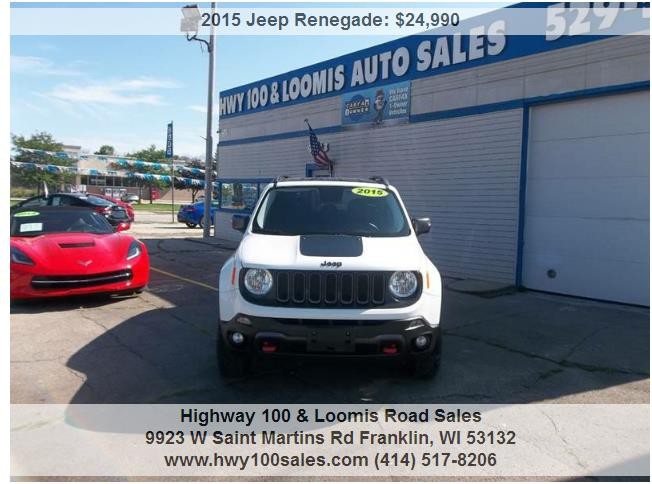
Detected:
[10,187,37,198]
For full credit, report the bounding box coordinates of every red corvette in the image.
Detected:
[91,193,135,222]
[10,207,149,300]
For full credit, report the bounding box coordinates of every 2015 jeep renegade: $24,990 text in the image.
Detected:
[218,177,442,378]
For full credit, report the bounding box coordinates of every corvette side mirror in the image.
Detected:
[232,214,250,233]
[412,217,431,236]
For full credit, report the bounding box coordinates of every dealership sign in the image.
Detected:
[341,81,411,127]
[219,4,648,119]
[219,18,507,117]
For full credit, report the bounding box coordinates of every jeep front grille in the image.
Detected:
[239,270,421,309]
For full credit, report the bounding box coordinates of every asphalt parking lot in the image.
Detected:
[10,213,650,404]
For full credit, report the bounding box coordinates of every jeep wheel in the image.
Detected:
[217,330,250,378]
[409,332,442,379]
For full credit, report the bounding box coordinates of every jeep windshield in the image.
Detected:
[252,185,411,237]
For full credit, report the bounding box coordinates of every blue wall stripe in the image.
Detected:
[515,105,530,287]
[220,81,650,148]
[220,124,343,147]
[410,99,524,124]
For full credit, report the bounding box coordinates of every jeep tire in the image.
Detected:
[217,330,250,378]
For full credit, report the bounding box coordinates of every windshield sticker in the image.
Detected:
[19,223,43,233]
[352,187,388,197]
[14,211,40,217]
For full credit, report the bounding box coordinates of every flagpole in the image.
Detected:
[171,122,174,223]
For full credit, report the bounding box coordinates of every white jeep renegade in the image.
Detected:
[218,177,442,378]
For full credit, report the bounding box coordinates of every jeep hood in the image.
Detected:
[237,234,425,271]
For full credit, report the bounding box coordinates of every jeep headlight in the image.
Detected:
[388,271,418,298]
[243,268,273,295]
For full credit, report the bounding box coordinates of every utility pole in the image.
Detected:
[181,2,216,237]
[166,120,175,223]
[203,2,215,238]
[171,160,175,223]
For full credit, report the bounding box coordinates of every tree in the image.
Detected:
[119,145,169,204]
[94,145,115,156]
[184,156,207,202]
[11,132,75,195]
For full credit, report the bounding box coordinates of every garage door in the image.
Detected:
[523,90,650,306]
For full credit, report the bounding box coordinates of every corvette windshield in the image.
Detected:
[253,185,410,237]
[11,210,114,237]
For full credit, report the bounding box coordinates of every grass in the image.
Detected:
[131,203,185,212]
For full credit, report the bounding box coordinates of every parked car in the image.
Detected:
[92,193,135,222]
[217,177,442,378]
[12,193,131,229]
[177,199,219,228]
[10,207,149,300]
[121,193,140,204]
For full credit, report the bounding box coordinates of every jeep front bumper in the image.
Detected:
[219,314,440,357]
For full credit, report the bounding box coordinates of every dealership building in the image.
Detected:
[215,6,650,306]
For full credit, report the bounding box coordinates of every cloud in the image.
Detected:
[46,77,181,106]
[187,104,219,114]
[11,55,83,76]
[118,78,182,90]
[36,43,58,52]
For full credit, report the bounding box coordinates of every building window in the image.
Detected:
[216,179,272,213]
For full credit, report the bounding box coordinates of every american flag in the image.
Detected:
[308,124,331,167]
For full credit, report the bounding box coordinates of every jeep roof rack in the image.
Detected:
[270,176,391,186]
[273,175,290,187]
[369,176,389,188]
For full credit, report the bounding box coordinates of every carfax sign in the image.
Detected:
[341,81,411,127]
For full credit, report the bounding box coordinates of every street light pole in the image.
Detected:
[181,2,216,238]
[203,1,215,238]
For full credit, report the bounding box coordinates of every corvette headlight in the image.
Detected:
[126,241,142,260]
[388,271,418,298]
[11,246,35,266]
[244,268,273,295]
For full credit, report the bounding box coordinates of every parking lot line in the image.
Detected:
[150,267,219,292]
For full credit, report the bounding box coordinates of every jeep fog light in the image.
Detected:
[231,332,245,345]
[414,335,430,349]
[388,271,418,298]
[244,268,273,295]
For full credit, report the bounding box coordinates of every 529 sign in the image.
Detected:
[546,2,649,40]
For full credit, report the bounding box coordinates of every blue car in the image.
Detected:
[177,200,219,228]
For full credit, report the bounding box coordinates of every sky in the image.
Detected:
[10,3,407,157]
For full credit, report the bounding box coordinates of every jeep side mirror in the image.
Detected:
[232,214,250,233]
[412,217,431,236]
